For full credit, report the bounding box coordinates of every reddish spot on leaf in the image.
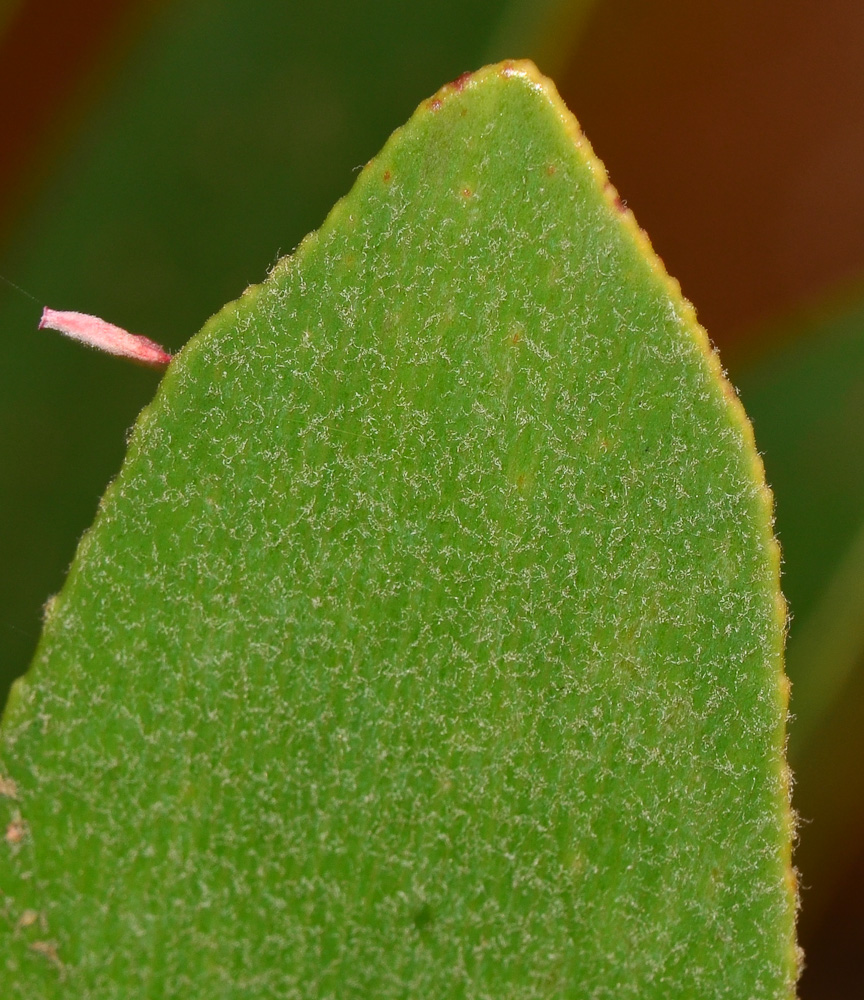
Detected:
[604,182,627,214]
[428,98,442,112]
[5,817,25,844]
[449,71,472,91]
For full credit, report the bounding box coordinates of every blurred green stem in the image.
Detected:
[788,515,864,759]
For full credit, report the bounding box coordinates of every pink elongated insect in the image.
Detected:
[39,308,172,369]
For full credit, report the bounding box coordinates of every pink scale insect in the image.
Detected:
[38,307,172,369]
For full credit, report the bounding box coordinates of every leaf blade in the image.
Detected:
[1,62,796,997]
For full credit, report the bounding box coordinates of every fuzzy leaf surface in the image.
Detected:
[0,62,796,997]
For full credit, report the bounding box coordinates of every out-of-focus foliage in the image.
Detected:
[0,1,22,35]
[736,291,864,750]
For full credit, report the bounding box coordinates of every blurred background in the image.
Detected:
[1,0,862,993]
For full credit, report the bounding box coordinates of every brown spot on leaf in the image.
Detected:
[5,815,26,845]
[0,775,18,799]
[604,182,626,213]
[30,940,64,978]
[546,164,557,176]
[382,169,391,182]
[18,909,39,929]
[428,98,442,112]
[461,187,472,199]
[449,71,472,91]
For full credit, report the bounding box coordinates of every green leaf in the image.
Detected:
[1,62,796,996]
